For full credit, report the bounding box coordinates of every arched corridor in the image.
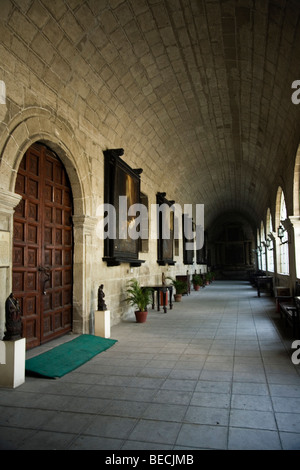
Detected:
[0,0,300,339]
[0,0,300,452]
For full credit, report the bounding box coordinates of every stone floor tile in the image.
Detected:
[191,391,231,408]
[103,400,149,418]
[194,380,231,394]
[69,435,124,450]
[39,410,94,434]
[230,409,277,430]
[176,423,228,449]
[184,405,229,426]
[83,415,137,439]
[121,439,171,450]
[279,432,300,450]
[231,394,273,411]
[231,381,269,396]
[268,383,300,397]
[228,427,281,450]
[272,396,300,413]
[160,378,197,391]
[18,430,77,450]
[153,389,193,405]
[275,412,300,433]
[127,419,181,445]
[142,403,187,422]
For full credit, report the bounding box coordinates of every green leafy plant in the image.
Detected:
[192,274,203,287]
[125,279,153,312]
[167,277,187,295]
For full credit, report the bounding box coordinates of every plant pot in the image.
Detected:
[135,310,148,323]
[193,284,200,291]
[174,294,182,302]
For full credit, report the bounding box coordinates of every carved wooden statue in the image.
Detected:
[4,293,22,341]
[98,284,107,311]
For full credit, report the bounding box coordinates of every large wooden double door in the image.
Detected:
[13,143,73,350]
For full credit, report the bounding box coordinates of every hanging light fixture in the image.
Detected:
[277,225,285,241]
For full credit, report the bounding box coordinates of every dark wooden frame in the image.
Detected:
[103,148,144,267]
[183,215,194,265]
[157,192,176,266]
[196,230,207,264]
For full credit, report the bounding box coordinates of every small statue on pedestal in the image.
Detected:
[98,284,107,311]
[3,293,22,341]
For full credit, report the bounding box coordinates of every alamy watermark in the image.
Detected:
[291,340,300,365]
[96,200,205,250]
[0,80,6,104]
[291,80,300,105]
[0,341,6,365]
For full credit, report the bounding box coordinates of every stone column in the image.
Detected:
[0,339,26,388]
[0,188,22,339]
[288,216,300,285]
[72,215,98,335]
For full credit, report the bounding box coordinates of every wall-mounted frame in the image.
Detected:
[197,230,207,264]
[103,148,145,267]
[139,192,149,253]
[157,192,176,266]
[183,216,194,265]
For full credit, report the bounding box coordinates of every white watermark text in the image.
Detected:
[291,80,300,104]
[0,80,6,104]
[96,200,204,251]
[0,341,6,365]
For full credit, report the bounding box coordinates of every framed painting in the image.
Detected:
[183,216,194,265]
[197,230,207,264]
[103,148,144,267]
[157,192,176,266]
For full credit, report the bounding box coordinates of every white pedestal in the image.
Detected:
[95,310,111,338]
[0,338,26,388]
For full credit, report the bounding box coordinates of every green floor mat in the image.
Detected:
[25,334,117,379]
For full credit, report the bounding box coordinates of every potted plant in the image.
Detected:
[167,277,187,302]
[192,274,203,291]
[205,272,212,285]
[125,279,153,323]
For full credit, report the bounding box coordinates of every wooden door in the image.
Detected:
[13,143,73,350]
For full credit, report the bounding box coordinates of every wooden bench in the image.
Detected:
[249,270,266,287]
[295,297,300,337]
[278,282,300,337]
[256,276,274,297]
[275,287,291,313]
[279,296,300,337]
[277,282,300,307]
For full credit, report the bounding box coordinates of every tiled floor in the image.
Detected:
[1,280,300,450]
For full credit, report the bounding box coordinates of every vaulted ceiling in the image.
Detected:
[2,0,300,230]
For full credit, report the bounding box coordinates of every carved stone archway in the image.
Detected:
[0,108,95,340]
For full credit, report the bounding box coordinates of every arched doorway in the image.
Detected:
[13,142,73,350]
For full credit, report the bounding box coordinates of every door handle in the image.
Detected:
[38,266,50,295]
[38,266,50,274]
